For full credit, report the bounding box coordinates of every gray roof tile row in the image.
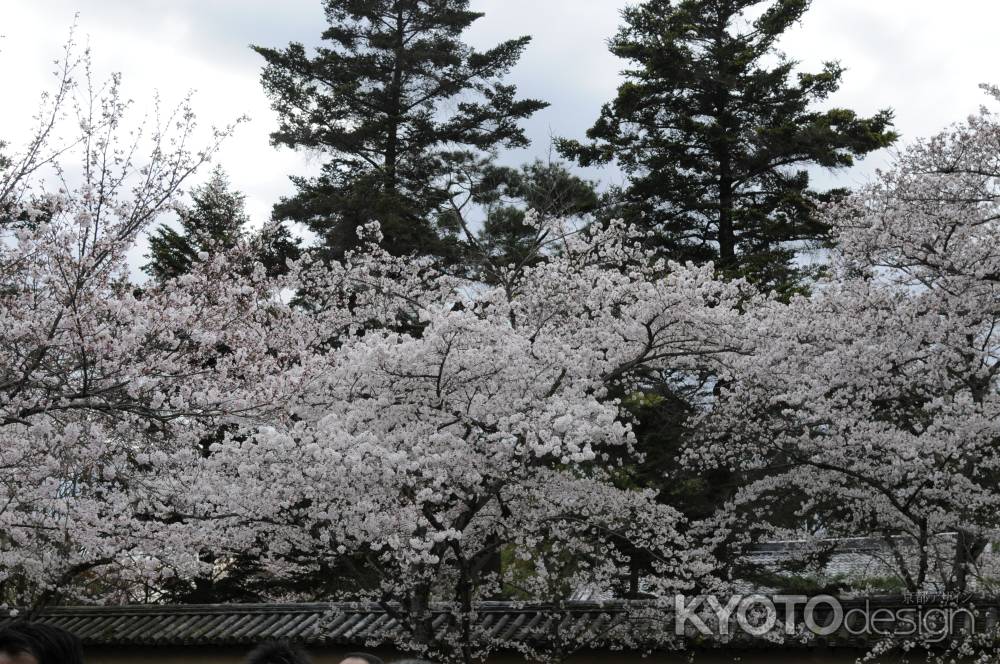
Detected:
[0,602,633,647]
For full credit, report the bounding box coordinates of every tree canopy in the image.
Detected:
[253,0,547,261]
[144,167,249,282]
[559,0,897,295]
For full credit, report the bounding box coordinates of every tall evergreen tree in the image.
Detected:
[143,167,250,282]
[462,159,600,274]
[144,168,301,283]
[253,0,548,261]
[559,0,897,296]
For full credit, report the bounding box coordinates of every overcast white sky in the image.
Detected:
[2,0,1000,231]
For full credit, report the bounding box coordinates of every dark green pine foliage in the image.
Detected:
[472,160,599,273]
[559,0,897,296]
[253,0,548,261]
[143,167,250,282]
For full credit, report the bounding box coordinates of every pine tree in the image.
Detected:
[253,0,547,261]
[559,0,897,296]
[472,159,600,272]
[144,167,250,282]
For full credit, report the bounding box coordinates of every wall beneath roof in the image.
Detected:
[81,645,901,663]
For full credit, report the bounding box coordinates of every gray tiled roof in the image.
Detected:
[0,602,634,647]
[5,598,997,649]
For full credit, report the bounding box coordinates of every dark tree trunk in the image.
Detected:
[384,5,405,194]
[718,152,735,269]
[947,530,987,593]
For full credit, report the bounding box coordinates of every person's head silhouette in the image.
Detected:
[0,622,84,664]
[339,654,384,664]
[244,641,313,664]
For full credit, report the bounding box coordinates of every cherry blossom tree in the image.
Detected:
[698,85,1000,595]
[0,39,306,606]
[167,214,753,662]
